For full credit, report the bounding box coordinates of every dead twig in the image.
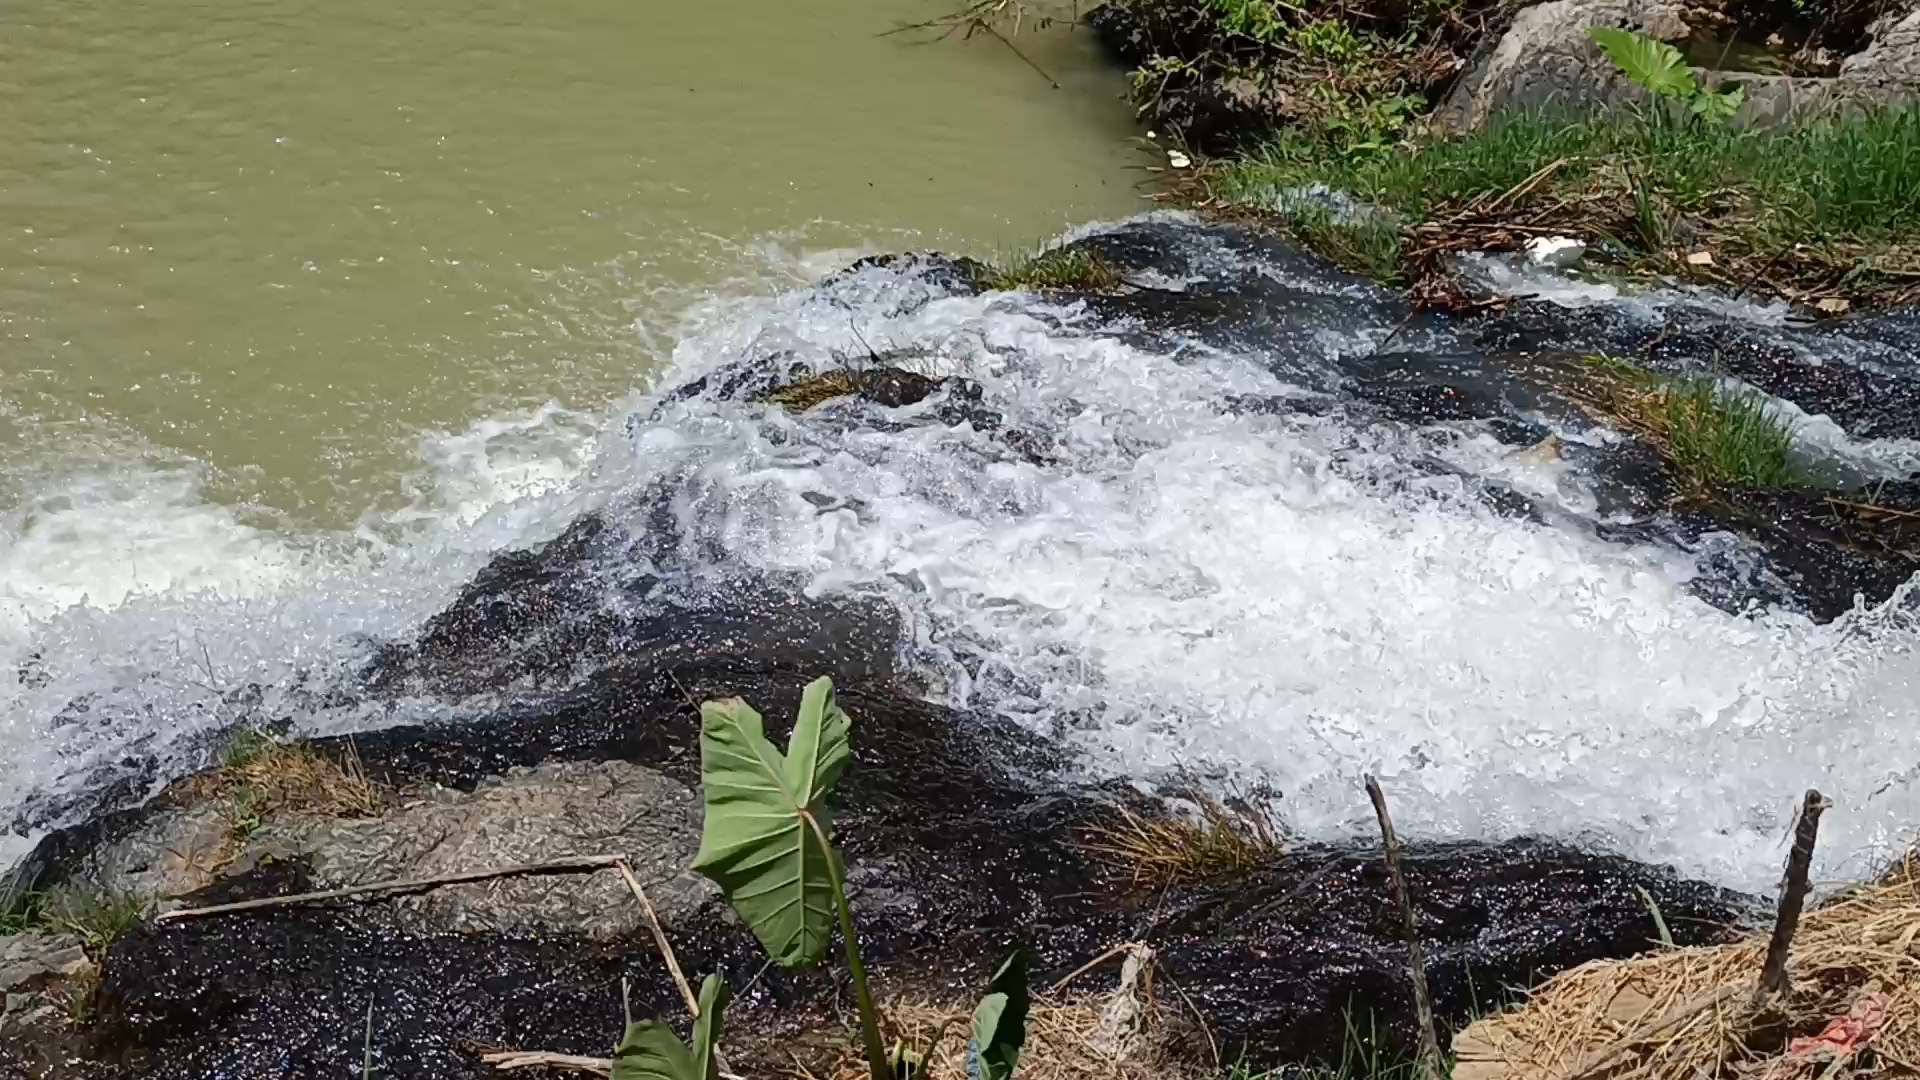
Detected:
[1756,788,1831,1006]
[1366,776,1443,1080]
[615,859,699,1019]
[480,1050,613,1075]
[154,854,626,922]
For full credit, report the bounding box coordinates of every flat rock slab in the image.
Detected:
[228,760,716,938]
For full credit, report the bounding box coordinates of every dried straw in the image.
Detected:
[177,738,384,819]
[1455,851,1920,1080]
[796,991,1200,1080]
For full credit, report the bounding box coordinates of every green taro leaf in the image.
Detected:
[611,1023,699,1080]
[1587,26,1697,98]
[966,950,1030,1080]
[611,974,730,1080]
[1691,82,1745,124]
[691,676,851,968]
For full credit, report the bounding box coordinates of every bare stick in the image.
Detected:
[1755,789,1830,1006]
[155,854,627,922]
[1048,942,1139,994]
[480,1050,613,1074]
[614,858,735,1078]
[1365,776,1442,1080]
[614,859,699,1018]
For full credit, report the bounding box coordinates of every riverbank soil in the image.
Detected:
[1085,0,1920,310]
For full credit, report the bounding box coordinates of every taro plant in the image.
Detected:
[613,974,729,1080]
[1588,27,1744,124]
[676,676,1029,1080]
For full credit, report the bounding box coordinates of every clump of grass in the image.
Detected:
[1205,107,1920,304]
[1283,202,1406,284]
[181,730,383,842]
[1082,782,1286,888]
[978,246,1124,292]
[44,889,147,955]
[1,885,49,936]
[1566,356,1806,494]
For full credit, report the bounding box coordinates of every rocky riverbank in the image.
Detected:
[6,217,1919,1077]
[1085,0,1920,310]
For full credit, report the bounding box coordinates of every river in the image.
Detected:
[4,2,1918,897]
[1,0,1144,530]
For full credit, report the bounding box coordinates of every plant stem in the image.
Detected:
[807,812,890,1080]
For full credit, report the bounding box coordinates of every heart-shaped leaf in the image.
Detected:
[1588,26,1697,98]
[966,950,1030,1080]
[611,974,730,1080]
[691,677,851,968]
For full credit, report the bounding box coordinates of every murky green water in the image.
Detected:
[0,0,1144,523]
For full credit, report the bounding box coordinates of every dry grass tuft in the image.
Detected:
[1454,850,1920,1080]
[798,985,1202,1080]
[178,734,384,837]
[762,370,865,412]
[1081,784,1286,888]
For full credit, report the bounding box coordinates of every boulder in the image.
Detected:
[1842,1,1920,96]
[1435,0,1694,131]
[1437,0,1920,130]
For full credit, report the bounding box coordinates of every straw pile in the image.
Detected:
[1454,852,1920,1080]
[797,948,1204,1080]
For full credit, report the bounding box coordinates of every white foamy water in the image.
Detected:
[5,222,1919,894]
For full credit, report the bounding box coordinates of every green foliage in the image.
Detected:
[46,889,147,954]
[1587,27,1695,97]
[978,247,1123,292]
[690,681,849,969]
[1573,357,1806,494]
[612,975,730,1080]
[1660,376,1803,491]
[1290,18,1367,64]
[1586,27,1743,125]
[967,951,1030,1080]
[1208,106,1920,288]
[1208,0,1285,43]
[1283,201,1405,284]
[0,886,48,936]
[222,725,278,769]
[691,676,1030,1080]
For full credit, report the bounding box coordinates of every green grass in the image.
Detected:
[1569,357,1806,494]
[1226,1013,1444,1080]
[45,889,148,954]
[977,246,1124,291]
[1,885,49,936]
[1208,107,1920,289]
[221,725,279,769]
[1,884,146,953]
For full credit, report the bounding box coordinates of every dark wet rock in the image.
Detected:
[824,251,988,296]
[1472,298,1920,441]
[1151,840,1740,1062]
[66,802,231,903]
